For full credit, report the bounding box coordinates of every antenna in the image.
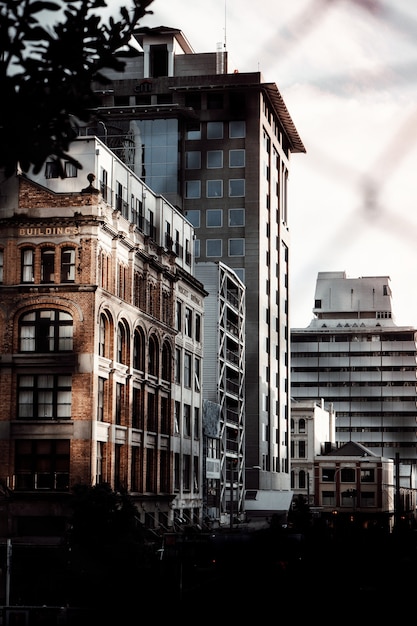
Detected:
[224,0,227,50]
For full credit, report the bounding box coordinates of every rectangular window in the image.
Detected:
[18,374,72,420]
[132,387,143,429]
[15,439,70,491]
[184,352,192,388]
[185,151,201,169]
[206,239,222,257]
[175,348,181,384]
[206,209,222,227]
[65,162,78,177]
[195,314,201,342]
[229,179,245,197]
[186,122,201,140]
[185,209,200,228]
[229,238,245,256]
[207,121,223,139]
[174,401,180,434]
[207,150,223,168]
[194,239,200,258]
[183,454,191,491]
[41,248,55,283]
[183,403,191,436]
[61,248,75,282]
[97,377,105,421]
[176,301,182,331]
[185,307,192,337]
[45,161,60,179]
[194,357,200,391]
[185,180,201,198]
[21,248,34,283]
[229,208,245,226]
[207,180,223,198]
[194,407,200,439]
[229,149,245,167]
[229,121,246,138]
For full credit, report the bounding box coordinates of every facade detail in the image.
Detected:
[196,261,245,527]
[88,26,305,502]
[0,136,206,537]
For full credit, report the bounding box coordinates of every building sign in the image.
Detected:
[19,226,79,237]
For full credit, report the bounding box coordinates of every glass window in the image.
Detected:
[207,121,223,139]
[61,247,76,282]
[186,122,201,139]
[185,180,201,198]
[229,208,245,226]
[234,268,245,282]
[206,209,222,227]
[207,180,223,198]
[185,209,200,228]
[194,239,200,258]
[65,162,78,178]
[184,353,192,388]
[18,374,72,420]
[20,309,73,352]
[15,439,70,491]
[229,238,245,256]
[207,150,223,168]
[41,247,55,283]
[229,179,245,197]
[45,161,60,179]
[229,120,246,138]
[206,239,222,257]
[21,248,34,283]
[229,149,245,167]
[185,151,201,169]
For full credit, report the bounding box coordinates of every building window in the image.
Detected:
[184,352,192,388]
[229,179,245,197]
[207,121,223,139]
[183,403,191,436]
[0,248,3,283]
[207,180,223,198]
[183,454,191,491]
[132,387,143,429]
[228,238,245,256]
[61,247,76,282]
[185,307,192,337]
[133,328,145,370]
[185,180,201,198]
[229,208,245,226]
[176,301,182,331]
[174,401,180,433]
[65,162,78,177]
[298,440,306,458]
[41,247,55,283]
[206,209,222,227]
[19,309,73,352]
[299,418,306,433]
[194,239,200,258]
[186,122,201,140]
[360,492,376,507]
[229,149,245,167]
[18,374,72,420]
[185,151,201,169]
[175,348,181,384]
[195,314,201,342]
[229,120,246,138]
[206,239,222,257]
[21,248,34,283]
[148,334,159,377]
[185,209,200,228]
[45,161,60,178]
[194,357,200,391]
[97,377,105,421]
[322,491,335,506]
[14,439,70,491]
[207,150,223,168]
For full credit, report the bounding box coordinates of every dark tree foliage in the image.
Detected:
[0,0,154,177]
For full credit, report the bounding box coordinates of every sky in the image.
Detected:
[67,0,417,328]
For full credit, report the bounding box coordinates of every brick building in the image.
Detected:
[0,136,207,550]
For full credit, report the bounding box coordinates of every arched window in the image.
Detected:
[148,334,159,377]
[299,418,306,433]
[21,247,35,283]
[117,322,129,364]
[161,341,172,381]
[20,309,73,352]
[41,247,55,283]
[133,327,145,370]
[99,314,107,357]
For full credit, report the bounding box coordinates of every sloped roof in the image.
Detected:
[327,441,376,457]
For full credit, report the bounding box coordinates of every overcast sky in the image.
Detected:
[101,1,417,327]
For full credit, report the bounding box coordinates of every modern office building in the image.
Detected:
[87,25,306,501]
[195,261,245,527]
[291,271,417,467]
[0,135,207,546]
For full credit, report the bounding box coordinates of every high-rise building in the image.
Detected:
[291,271,417,467]
[0,136,207,545]
[87,26,306,504]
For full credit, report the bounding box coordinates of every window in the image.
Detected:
[206,209,222,227]
[65,162,78,177]
[299,418,306,433]
[183,404,191,436]
[185,209,200,228]
[194,407,200,439]
[41,247,55,283]
[97,377,105,421]
[175,348,181,384]
[0,249,3,283]
[61,247,76,282]
[185,151,201,169]
[360,492,376,507]
[132,387,143,429]
[45,161,60,178]
[21,248,34,283]
[18,374,72,420]
[229,149,245,167]
[194,239,200,258]
[229,238,244,256]
[229,121,246,138]
[186,122,201,140]
[20,309,73,352]
[14,439,70,491]
[195,314,201,342]
[207,121,223,139]
[361,468,375,483]
[194,357,200,391]
[185,307,192,337]
[133,328,145,370]
[207,180,223,198]
[185,180,201,198]
[148,334,159,376]
[207,150,223,168]
[184,352,192,388]
[206,239,222,257]
[176,301,182,331]
[322,491,335,506]
[162,342,172,381]
[229,179,245,197]
[298,440,306,458]
[229,208,245,226]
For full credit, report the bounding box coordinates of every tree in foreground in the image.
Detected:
[0,0,154,177]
